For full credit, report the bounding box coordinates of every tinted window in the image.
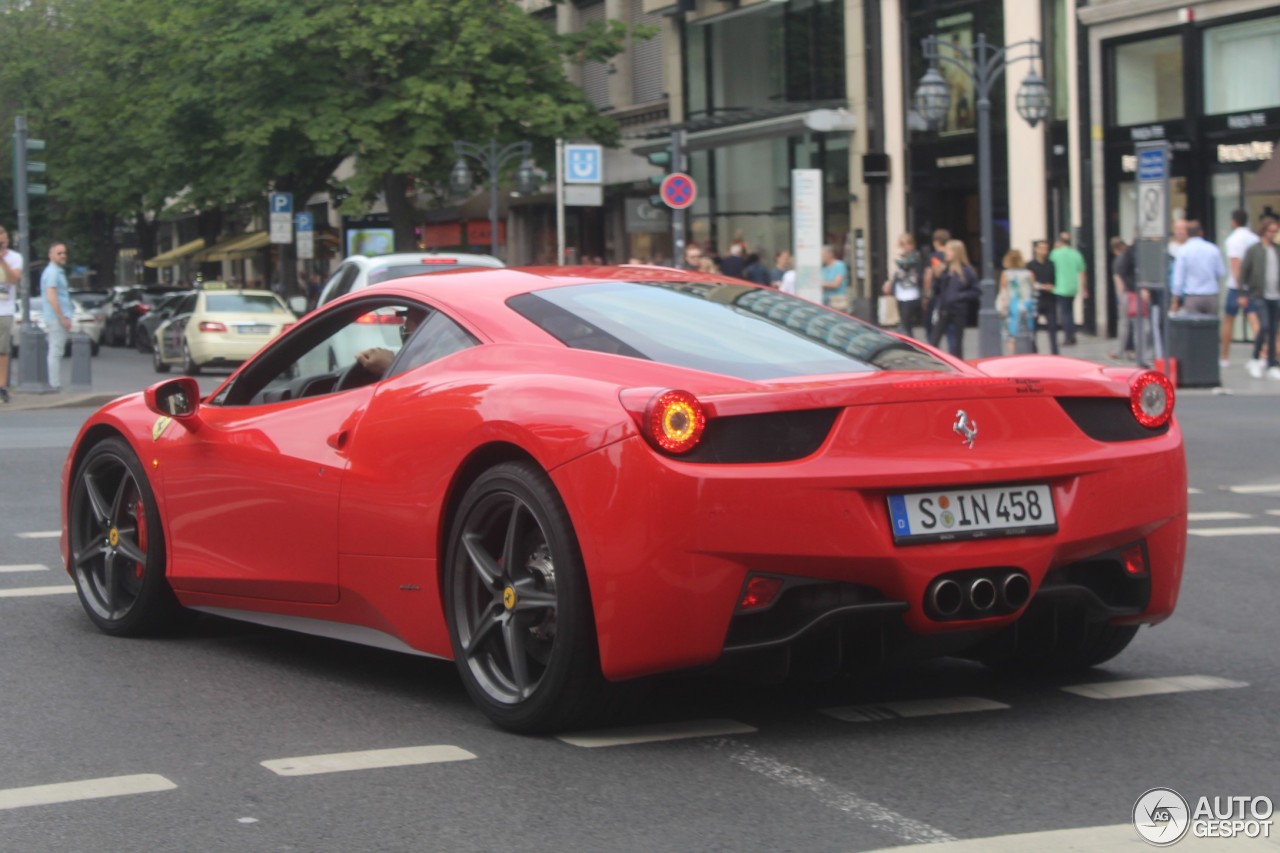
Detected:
[368,263,486,285]
[205,294,288,313]
[386,311,477,378]
[509,281,947,380]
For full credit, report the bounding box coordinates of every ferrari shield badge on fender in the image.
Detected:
[953,409,977,449]
[152,415,173,442]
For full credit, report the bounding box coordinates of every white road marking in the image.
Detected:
[0,564,49,573]
[1229,483,1280,495]
[864,823,1279,851]
[1267,510,1280,517]
[0,774,176,811]
[557,718,757,748]
[261,745,475,777]
[1186,487,1203,494]
[712,738,956,845]
[0,586,76,598]
[1188,526,1280,537]
[1186,511,1251,521]
[1062,675,1248,700]
[15,531,60,539]
[821,696,1009,723]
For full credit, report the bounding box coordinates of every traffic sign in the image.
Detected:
[295,212,314,259]
[564,144,603,184]
[269,191,293,244]
[1137,148,1166,182]
[659,172,697,210]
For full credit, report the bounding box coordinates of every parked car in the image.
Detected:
[11,296,103,356]
[315,252,503,309]
[133,290,192,353]
[152,284,295,375]
[103,286,184,348]
[63,266,1186,733]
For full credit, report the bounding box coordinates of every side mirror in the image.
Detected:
[144,377,202,425]
[288,295,307,314]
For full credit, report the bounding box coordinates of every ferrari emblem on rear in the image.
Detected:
[503,586,517,610]
[953,409,978,449]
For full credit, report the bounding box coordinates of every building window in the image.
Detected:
[1048,0,1069,122]
[630,0,664,105]
[579,2,611,110]
[1111,35,1183,126]
[785,0,846,103]
[1203,15,1280,115]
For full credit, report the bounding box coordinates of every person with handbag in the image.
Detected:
[821,245,850,312]
[882,233,921,337]
[998,249,1036,355]
[928,240,980,358]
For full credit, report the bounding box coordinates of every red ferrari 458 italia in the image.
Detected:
[60,266,1186,732]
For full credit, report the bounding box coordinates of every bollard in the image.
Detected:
[69,331,93,392]
[16,325,48,392]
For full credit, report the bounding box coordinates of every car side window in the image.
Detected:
[329,265,360,302]
[385,311,478,379]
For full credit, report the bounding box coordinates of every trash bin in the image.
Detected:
[1167,313,1220,388]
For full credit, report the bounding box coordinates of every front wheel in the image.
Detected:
[444,461,611,733]
[68,437,186,635]
[182,343,200,376]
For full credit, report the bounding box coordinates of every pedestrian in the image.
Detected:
[1222,209,1261,370]
[820,244,850,312]
[742,252,770,286]
[1238,215,1280,380]
[1109,236,1138,360]
[922,228,950,342]
[719,243,746,279]
[1026,239,1058,354]
[0,225,22,403]
[681,244,704,271]
[998,248,1036,355]
[306,271,323,312]
[770,250,792,287]
[41,242,73,393]
[928,240,979,358]
[883,233,923,339]
[1049,231,1087,346]
[1170,220,1224,316]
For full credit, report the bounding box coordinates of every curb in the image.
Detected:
[1,392,122,413]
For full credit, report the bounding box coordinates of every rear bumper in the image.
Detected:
[553,425,1185,682]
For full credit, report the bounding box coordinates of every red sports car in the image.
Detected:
[61,267,1186,732]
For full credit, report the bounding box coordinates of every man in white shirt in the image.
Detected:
[1221,209,1261,369]
[0,225,23,403]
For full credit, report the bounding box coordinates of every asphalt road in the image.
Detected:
[1,356,1277,852]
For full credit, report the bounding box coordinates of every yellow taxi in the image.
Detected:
[152,284,296,375]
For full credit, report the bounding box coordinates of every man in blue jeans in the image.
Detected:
[41,243,72,392]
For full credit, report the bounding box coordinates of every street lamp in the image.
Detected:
[450,138,540,259]
[914,33,1051,357]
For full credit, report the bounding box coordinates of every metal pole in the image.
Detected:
[671,130,685,266]
[488,138,499,259]
[14,115,48,391]
[974,35,1001,359]
[556,138,566,265]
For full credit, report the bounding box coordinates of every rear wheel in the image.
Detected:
[68,437,185,635]
[134,323,150,353]
[153,345,170,373]
[444,461,611,733]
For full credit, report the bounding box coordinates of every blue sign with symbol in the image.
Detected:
[269,192,293,214]
[660,172,697,210]
[564,144,602,184]
[1137,149,1166,182]
[295,212,313,231]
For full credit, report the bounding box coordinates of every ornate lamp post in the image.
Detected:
[450,139,540,259]
[914,34,1051,357]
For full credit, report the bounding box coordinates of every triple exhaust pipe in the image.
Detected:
[925,571,1031,621]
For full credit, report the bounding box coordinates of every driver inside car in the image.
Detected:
[354,308,423,377]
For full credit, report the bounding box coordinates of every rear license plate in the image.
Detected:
[237,324,271,334]
[887,484,1057,545]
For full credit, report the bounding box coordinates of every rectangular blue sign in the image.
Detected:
[1137,149,1166,182]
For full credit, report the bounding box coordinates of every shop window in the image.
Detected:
[1112,35,1183,126]
[785,0,845,103]
[1203,16,1280,115]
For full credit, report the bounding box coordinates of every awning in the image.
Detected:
[143,238,206,269]
[1244,143,1280,195]
[195,231,271,262]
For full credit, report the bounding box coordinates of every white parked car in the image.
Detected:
[315,252,504,309]
[11,296,103,356]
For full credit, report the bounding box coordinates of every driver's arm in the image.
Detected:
[355,347,395,377]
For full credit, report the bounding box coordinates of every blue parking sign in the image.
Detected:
[564,144,603,184]
[269,192,293,214]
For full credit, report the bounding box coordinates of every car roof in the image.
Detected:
[351,252,505,269]
[199,287,280,299]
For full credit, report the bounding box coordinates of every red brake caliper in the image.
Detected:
[134,498,147,579]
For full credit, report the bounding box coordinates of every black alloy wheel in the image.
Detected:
[68,437,185,635]
[445,462,611,733]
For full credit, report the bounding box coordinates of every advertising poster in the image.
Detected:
[937,12,976,135]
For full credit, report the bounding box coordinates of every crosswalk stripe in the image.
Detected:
[1186,511,1251,521]
[0,586,76,598]
[558,719,757,748]
[261,745,475,776]
[0,774,176,811]
[1061,675,1248,700]
[1228,484,1280,494]
[15,531,60,539]
[1186,487,1203,494]
[0,564,49,573]
[1188,526,1280,537]
[822,696,1009,723]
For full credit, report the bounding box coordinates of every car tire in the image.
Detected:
[444,461,613,733]
[153,345,170,373]
[135,323,150,353]
[91,340,100,356]
[182,343,200,376]
[68,437,187,636]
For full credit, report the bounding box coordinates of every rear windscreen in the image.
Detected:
[205,294,287,313]
[508,281,948,381]
[369,264,486,285]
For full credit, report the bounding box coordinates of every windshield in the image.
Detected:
[205,293,288,313]
[508,281,948,380]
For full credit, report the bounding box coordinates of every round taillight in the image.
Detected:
[1130,370,1175,428]
[645,390,706,454]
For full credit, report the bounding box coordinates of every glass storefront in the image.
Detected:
[1111,35,1183,126]
[1203,16,1280,115]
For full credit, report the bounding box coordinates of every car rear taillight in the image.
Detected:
[739,576,784,610]
[1122,543,1148,576]
[421,258,457,264]
[198,321,227,333]
[1129,370,1174,428]
[137,305,151,314]
[644,389,706,454]
[355,312,402,325]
